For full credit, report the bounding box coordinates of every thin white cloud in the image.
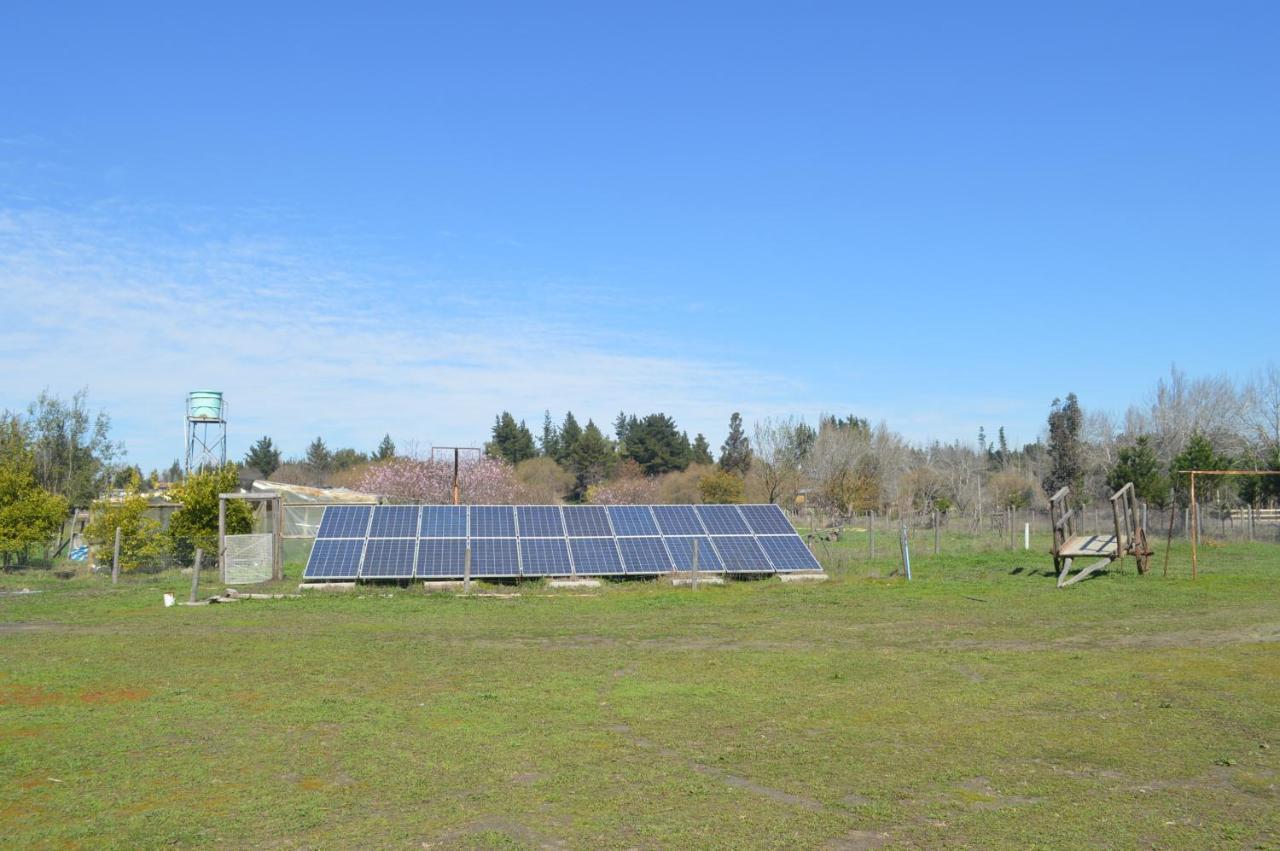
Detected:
[0,204,808,468]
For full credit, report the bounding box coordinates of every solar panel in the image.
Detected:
[617,536,673,573]
[711,535,773,572]
[361,539,417,579]
[419,505,467,538]
[738,503,796,535]
[470,538,520,576]
[696,504,751,535]
[369,505,420,538]
[664,536,724,572]
[758,535,821,571]
[470,506,516,537]
[568,537,624,574]
[606,505,660,536]
[519,538,573,575]
[652,505,705,536]
[304,538,364,580]
[516,505,565,537]
[316,505,372,539]
[563,505,611,536]
[305,503,822,582]
[416,538,467,577]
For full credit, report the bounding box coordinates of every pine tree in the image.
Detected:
[558,412,582,465]
[719,412,752,475]
[539,410,561,459]
[513,420,537,463]
[691,433,714,465]
[1108,435,1168,506]
[244,435,281,478]
[1043,394,1083,496]
[373,434,396,461]
[622,413,692,475]
[485,412,536,464]
[1171,433,1230,506]
[568,420,614,498]
[305,437,333,483]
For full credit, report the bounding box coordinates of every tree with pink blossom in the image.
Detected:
[358,456,520,504]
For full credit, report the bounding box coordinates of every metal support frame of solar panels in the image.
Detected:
[303,503,822,582]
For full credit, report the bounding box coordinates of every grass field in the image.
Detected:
[2,538,1277,849]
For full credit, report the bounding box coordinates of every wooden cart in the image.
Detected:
[1049,482,1151,587]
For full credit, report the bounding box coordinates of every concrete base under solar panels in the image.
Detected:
[777,571,828,583]
[670,574,725,586]
[421,580,469,592]
[298,582,356,591]
[547,577,602,588]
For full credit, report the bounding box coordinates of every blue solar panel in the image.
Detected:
[665,536,724,571]
[416,538,467,577]
[563,505,611,536]
[695,504,751,535]
[519,538,573,575]
[304,539,364,579]
[369,505,420,538]
[516,505,565,537]
[607,505,660,536]
[711,535,773,572]
[419,505,467,538]
[316,505,372,539]
[652,505,705,536]
[568,537,624,574]
[739,504,797,535]
[758,535,821,571]
[470,538,520,576]
[361,539,417,578]
[617,537,673,573]
[471,506,516,537]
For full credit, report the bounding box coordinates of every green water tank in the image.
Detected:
[187,391,224,421]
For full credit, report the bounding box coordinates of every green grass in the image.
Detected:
[2,540,1277,849]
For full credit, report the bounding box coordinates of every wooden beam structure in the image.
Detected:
[1175,470,1280,579]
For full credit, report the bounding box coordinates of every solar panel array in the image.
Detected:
[303,503,821,581]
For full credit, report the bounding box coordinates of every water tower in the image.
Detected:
[185,390,227,474]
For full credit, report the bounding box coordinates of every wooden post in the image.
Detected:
[1163,502,1175,577]
[933,511,939,555]
[189,547,203,603]
[217,496,226,583]
[691,538,699,591]
[1249,505,1255,542]
[868,511,875,559]
[272,496,283,581]
[463,543,472,593]
[1190,473,1198,579]
[899,524,911,580]
[111,526,121,585]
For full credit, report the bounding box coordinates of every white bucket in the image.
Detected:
[163,593,175,607]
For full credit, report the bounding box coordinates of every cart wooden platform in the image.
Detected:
[1049,482,1152,587]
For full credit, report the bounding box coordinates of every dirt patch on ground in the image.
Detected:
[825,829,891,850]
[0,684,63,707]
[426,815,568,849]
[79,687,150,704]
[948,623,1280,652]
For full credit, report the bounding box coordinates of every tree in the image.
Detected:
[1044,394,1084,497]
[167,465,253,562]
[538,411,561,460]
[360,456,520,504]
[1107,436,1169,506]
[25,389,122,505]
[244,436,281,479]
[165,459,183,483]
[699,469,745,504]
[691,433,713,465]
[719,412,752,475]
[373,434,396,462]
[622,413,691,476]
[83,491,165,571]
[558,412,582,465]
[514,457,574,503]
[305,437,333,483]
[1170,432,1229,506]
[568,420,613,498]
[752,416,808,504]
[0,419,68,565]
[486,412,537,465]
[330,447,369,471]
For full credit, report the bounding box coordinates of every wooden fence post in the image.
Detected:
[111,526,121,585]
[189,547,203,603]
[868,511,875,559]
[933,511,939,555]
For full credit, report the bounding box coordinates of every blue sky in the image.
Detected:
[2,2,1277,471]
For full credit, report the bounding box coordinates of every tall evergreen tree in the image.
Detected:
[622,413,692,476]
[538,410,561,459]
[719,412,752,475]
[691,433,714,465]
[558,412,583,465]
[793,422,817,463]
[244,435,281,478]
[1107,435,1169,505]
[373,434,396,461]
[1171,432,1230,506]
[305,437,333,482]
[485,412,537,465]
[1043,394,1084,497]
[568,420,614,498]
